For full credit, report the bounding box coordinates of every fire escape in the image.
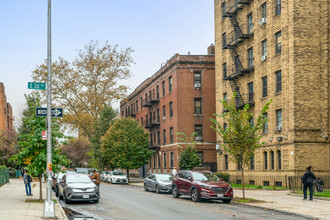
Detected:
[222,0,254,108]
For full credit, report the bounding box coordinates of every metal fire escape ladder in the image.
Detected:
[222,0,253,109]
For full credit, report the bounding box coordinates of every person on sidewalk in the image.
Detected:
[23,170,33,196]
[301,166,316,200]
[90,169,100,188]
[171,167,178,177]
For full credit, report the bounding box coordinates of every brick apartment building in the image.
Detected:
[215,0,330,185]
[0,83,13,130]
[120,46,217,177]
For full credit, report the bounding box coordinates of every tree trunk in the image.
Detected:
[241,168,245,199]
[127,168,130,183]
[39,174,43,201]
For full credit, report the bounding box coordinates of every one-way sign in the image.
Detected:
[36,108,63,117]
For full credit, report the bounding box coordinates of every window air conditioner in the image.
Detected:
[194,83,201,88]
[275,126,282,131]
[261,55,267,61]
[163,116,166,121]
[259,17,267,25]
[196,136,203,141]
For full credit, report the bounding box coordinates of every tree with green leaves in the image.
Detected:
[10,94,68,201]
[177,132,202,170]
[101,117,153,181]
[60,137,91,168]
[89,105,117,169]
[211,93,271,198]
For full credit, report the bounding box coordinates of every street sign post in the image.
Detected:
[36,108,63,117]
[28,82,46,90]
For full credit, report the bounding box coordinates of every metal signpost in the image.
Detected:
[43,0,55,217]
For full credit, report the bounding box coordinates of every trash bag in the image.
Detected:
[315,178,324,192]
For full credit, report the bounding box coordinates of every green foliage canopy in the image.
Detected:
[177,132,202,170]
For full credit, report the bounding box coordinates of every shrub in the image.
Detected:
[215,172,230,183]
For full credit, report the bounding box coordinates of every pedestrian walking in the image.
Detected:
[23,170,33,196]
[301,166,316,200]
[172,167,178,177]
[90,169,100,188]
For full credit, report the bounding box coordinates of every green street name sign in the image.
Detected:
[28,82,46,90]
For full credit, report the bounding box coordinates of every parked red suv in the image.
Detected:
[172,170,233,203]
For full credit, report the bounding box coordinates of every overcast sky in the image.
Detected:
[0,0,214,128]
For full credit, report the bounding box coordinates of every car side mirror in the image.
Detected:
[60,179,65,184]
[188,177,193,181]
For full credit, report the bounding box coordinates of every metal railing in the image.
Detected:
[0,167,9,186]
[222,0,253,17]
[223,24,253,49]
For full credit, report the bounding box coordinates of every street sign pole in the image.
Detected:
[44,0,55,217]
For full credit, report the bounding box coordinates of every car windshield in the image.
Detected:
[113,171,125,175]
[75,168,88,173]
[156,174,172,182]
[66,175,92,183]
[192,172,219,181]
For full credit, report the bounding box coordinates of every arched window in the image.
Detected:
[264,151,268,169]
[277,150,282,170]
[250,155,255,170]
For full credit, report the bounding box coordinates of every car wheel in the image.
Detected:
[144,184,149,191]
[64,192,70,204]
[223,199,231,204]
[59,191,63,200]
[155,185,160,194]
[95,199,99,203]
[172,186,180,198]
[191,188,200,202]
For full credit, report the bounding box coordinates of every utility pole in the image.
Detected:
[43,0,55,217]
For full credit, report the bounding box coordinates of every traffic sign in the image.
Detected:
[42,131,47,140]
[36,108,63,117]
[28,82,46,90]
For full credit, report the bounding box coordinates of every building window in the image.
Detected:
[170,152,174,168]
[162,81,165,96]
[275,0,281,16]
[248,82,253,103]
[223,123,227,131]
[121,110,124,116]
[278,150,282,169]
[197,151,204,166]
[248,48,253,68]
[157,108,160,122]
[264,151,268,169]
[195,124,203,140]
[223,63,227,79]
[225,155,228,170]
[276,109,282,128]
[194,98,202,114]
[163,129,166,144]
[170,127,174,143]
[222,32,226,48]
[222,2,226,17]
[153,154,156,168]
[263,113,268,133]
[238,161,242,170]
[271,151,275,169]
[140,97,143,109]
[262,76,267,97]
[194,71,202,88]
[158,154,161,168]
[156,85,159,99]
[169,76,173,93]
[249,117,254,127]
[275,31,282,54]
[157,131,160,145]
[262,40,267,58]
[136,100,138,112]
[250,155,255,170]
[261,2,267,19]
[169,102,173,118]
[163,153,167,169]
[247,13,253,34]
[275,70,282,93]
[141,117,143,126]
[163,105,166,120]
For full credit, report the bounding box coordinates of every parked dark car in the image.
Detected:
[144,174,172,193]
[58,173,100,203]
[52,172,65,196]
[172,170,233,203]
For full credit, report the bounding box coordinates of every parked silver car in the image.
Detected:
[144,174,172,193]
[58,173,100,203]
[107,170,128,184]
[100,171,110,182]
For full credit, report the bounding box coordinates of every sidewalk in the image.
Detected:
[0,178,67,220]
[234,189,330,220]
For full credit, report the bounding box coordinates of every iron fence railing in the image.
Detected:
[0,168,9,186]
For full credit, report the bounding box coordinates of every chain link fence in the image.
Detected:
[0,167,9,186]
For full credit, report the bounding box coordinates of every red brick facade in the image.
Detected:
[0,83,13,130]
[120,46,217,176]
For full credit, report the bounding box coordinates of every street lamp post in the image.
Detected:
[43,0,55,217]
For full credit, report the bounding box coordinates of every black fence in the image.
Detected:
[229,173,330,192]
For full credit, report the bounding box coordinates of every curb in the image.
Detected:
[232,202,318,220]
[52,191,68,220]
[288,192,330,201]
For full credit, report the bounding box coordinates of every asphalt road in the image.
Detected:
[59,182,308,220]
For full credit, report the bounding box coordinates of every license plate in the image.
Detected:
[217,194,224,198]
[83,195,89,199]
